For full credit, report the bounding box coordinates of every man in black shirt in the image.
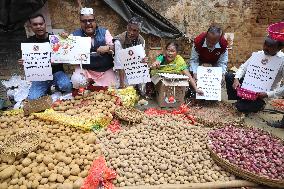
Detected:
[18,14,72,100]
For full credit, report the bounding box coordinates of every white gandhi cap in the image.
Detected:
[80,7,93,15]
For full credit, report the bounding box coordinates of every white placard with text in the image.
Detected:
[49,35,91,64]
[196,66,222,101]
[21,42,53,81]
[242,52,281,92]
[118,44,151,85]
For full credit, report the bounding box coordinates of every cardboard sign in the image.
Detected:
[118,44,151,85]
[242,52,281,92]
[49,35,91,64]
[21,42,53,81]
[196,66,222,101]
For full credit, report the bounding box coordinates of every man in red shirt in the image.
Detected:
[189,26,228,81]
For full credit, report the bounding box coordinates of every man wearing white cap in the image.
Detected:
[71,8,116,87]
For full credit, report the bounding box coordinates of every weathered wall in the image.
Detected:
[144,0,284,68]
[48,0,126,36]
[1,0,284,79]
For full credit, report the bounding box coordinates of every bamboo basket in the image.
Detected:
[115,106,144,123]
[207,142,284,188]
[189,101,245,127]
[0,130,41,157]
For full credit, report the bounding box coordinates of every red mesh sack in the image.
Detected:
[81,156,117,189]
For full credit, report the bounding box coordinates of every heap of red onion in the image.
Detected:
[208,126,284,180]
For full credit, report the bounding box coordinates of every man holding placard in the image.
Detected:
[189,26,228,83]
[71,8,116,88]
[18,14,72,100]
[225,36,284,113]
[113,17,146,88]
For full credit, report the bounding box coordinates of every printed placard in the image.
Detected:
[49,35,91,64]
[196,66,222,101]
[21,42,53,81]
[118,44,151,85]
[242,52,281,92]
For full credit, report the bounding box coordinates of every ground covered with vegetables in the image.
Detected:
[0,90,283,189]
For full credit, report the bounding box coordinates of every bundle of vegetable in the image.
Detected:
[189,101,244,127]
[0,130,41,157]
[108,86,139,107]
[0,113,101,189]
[115,106,144,123]
[98,114,235,187]
[208,126,284,185]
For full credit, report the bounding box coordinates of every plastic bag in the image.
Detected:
[2,75,31,108]
[81,156,117,189]
[71,68,88,89]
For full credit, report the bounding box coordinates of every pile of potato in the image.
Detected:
[53,91,117,120]
[97,114,236,187]
[0,113,100,189]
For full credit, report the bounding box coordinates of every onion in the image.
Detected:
[209,126,284,180]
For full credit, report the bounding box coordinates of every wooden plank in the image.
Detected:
[117,180,258,189]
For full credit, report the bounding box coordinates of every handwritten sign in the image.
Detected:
[118,44,151,85]
[49,35,91,64]
[196,66,222,101]
[21,42,53,81]
[242,52,282,92]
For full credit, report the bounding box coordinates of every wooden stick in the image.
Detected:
[116,180,257,189]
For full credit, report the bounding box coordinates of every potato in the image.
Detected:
[27,152,37,159]
[22,158,32,167]
[0,165,16,180]
[62,169,70,178]
[58,182,73,189]
[40,177,48,184]
[70,165,80,176]
[48,173,57,182]
[43,156,53,165]
[73,178,84,189]
[56,174,64,183]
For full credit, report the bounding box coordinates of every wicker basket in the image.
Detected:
[115,106,144,123]
[237,87,257,100]
[189,101,245,127]
[268,22,284,41]
[0,130,41,157]
[207,142,284,188]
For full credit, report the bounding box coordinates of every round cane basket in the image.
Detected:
[0,130,41,157]
[115,106,144,123]
[268,22,284,41]
[207,142,284,188]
